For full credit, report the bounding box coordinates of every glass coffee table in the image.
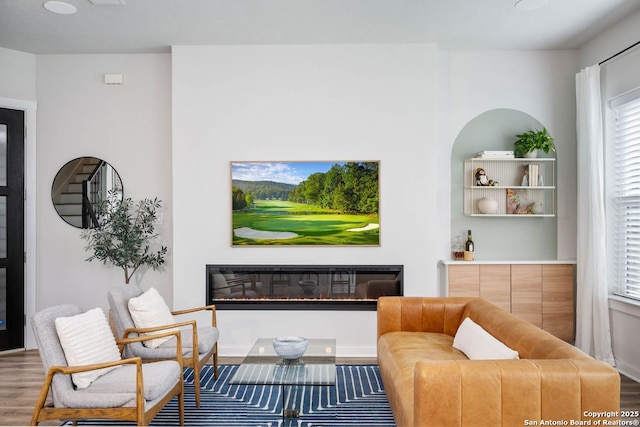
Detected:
[229,338,336,420]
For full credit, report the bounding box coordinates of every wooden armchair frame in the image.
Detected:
[31,330,184,426]
[122,304,218,407]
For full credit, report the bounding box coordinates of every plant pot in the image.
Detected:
[524,149,538,158]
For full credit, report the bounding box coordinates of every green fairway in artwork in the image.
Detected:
[232,200,379,246]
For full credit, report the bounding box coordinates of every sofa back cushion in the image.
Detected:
[378,297,589,361]
[377,297,471,339]
[462,298,588,360]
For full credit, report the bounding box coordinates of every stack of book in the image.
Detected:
[527,164,539,187]
[475,150,515,159]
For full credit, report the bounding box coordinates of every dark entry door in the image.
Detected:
[0,107,25,351]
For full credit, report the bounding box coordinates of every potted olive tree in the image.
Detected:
[514,128,556,158]
[81,193,167,284]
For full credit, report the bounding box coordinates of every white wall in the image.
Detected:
[172,44,438,356]
[35,54,174,318]
[578,8,640,69]
[1,43,582,356]
[0,48,37,101]
[172,44,578,357]
[579,10,640,381]
[443,50,579,261]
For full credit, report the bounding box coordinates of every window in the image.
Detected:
[609,91,640,300]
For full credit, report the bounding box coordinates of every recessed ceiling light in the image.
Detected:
[515,0,549,11]
[43,1,77,14]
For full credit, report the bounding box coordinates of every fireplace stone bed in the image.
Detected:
[206,264,403,310]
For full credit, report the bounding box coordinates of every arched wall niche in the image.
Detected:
[450,108,557,260]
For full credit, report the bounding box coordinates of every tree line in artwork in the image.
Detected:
[231,186,254,211]
[232,179,295,202]
[232,162,379,214]
[289,162,379,214]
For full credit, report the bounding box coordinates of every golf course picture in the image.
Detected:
[231,161,380,246]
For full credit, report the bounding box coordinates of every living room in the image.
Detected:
[1,0,640,424]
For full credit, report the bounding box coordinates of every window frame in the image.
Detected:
[606,86,640,302]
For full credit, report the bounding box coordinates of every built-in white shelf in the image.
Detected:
[463,157,556,217]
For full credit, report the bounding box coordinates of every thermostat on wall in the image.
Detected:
[104,73,124,85]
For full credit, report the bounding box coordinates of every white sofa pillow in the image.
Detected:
[128,287,178,348]
[55,307,122,389]
[453,317,519,360]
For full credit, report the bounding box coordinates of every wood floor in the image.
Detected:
[1,349,638,426]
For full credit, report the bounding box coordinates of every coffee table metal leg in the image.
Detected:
[282,384,302,419]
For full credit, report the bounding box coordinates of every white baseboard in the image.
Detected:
[335,345,377,358]
[0,348,26,355]
[616,359,640,383]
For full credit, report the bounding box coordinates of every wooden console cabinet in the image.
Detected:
[441,262,575,341]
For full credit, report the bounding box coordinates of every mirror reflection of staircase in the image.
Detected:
[52,158,102,227]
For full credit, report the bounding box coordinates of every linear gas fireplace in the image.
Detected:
[206,264,403,310]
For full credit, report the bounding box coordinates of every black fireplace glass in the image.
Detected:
[206,264,403,310]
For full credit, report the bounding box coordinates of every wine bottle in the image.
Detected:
[464,229,474,261]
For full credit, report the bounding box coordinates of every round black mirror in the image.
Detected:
[51,157,123,228]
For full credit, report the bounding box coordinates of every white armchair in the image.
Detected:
[30,304,184,426]
[108,284,219,407]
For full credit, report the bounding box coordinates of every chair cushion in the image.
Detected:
[128,287,179,348]
[54,308,122,389]
[157,326,219,357]
[62,360,181,408]
[120,325,219,361]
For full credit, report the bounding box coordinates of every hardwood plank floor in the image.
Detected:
[1,349,638,426]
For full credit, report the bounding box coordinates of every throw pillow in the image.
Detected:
[453,317,519,360]
[55,307,122,389]
[128,287,179,348]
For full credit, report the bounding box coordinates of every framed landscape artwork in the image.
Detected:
[231,161,380,246]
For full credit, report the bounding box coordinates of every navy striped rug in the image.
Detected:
[72,364,396,426]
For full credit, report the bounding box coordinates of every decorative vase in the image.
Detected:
[477,197,498,214]
[452,236,464,260]
[531,202,543,214]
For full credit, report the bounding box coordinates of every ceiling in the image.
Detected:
[1,0,640,55]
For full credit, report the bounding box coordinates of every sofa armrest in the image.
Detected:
[377,296,473,339]
[414,359,620,427]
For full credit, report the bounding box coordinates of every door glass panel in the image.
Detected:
[0,268,6,331]
[0,197,5,258]
[0,124,6,186]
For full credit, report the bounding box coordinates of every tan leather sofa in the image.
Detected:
[377,297,620,427]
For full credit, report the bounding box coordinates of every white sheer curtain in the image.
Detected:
[575,64,615,366]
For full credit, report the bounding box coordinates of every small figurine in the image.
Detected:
[475,168,489,186]
[475,168,498,186]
